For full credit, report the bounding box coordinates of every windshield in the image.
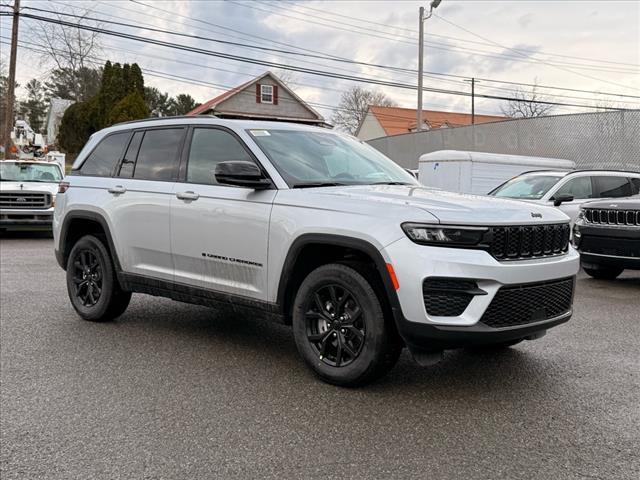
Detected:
[247,129,418,187]
[0,162,63,183]
[490,174,562,200]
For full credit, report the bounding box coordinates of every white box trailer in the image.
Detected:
[418,150,576,195]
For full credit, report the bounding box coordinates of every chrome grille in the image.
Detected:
[0,192,52,209]
[584,208,640,226]
[488,224,570,260]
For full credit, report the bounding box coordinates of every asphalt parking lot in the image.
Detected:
[1,236,639,479]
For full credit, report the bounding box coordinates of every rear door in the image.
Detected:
[110,127,186,281]
[592,175,633,200]
[170,126,276,300]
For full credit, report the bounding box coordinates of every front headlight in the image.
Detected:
[402,223,487,246]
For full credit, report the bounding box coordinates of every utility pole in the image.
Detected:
[471,77,475,124]
[416,0,441,132]
[417,7,425,132]
[3,0,20,158]
[464,77,480,124]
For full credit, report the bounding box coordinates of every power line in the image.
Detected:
[272,0,640,69]
[5,10,630,112]
[117,0,640,100]
[432,12,639,92]
[228,0,640,76]
[8,4,640,106]
[2,38,483,126]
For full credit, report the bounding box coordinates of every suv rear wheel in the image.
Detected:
[66,235,131,321]
[583,266,623,280]
[292,263,401,387]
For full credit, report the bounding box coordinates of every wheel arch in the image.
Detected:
[58,211,122,275]
[276,234,403,329]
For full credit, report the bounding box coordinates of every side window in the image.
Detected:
[630,177,640,195]
[594,176,632,198]
[133,128,184,181]
[553,177,593,200]
[186,128,255,185]
[80,132,130,177]
[118,131,143,178]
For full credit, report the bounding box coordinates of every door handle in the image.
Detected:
[176,191,200,201]
[108,185,126,195]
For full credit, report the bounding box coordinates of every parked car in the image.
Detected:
[418,150,575,195]
[573,197,640,279]
[54,118,579,386]
[489,170,640,224]
[0,159,63,231]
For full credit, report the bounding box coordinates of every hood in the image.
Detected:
[280,185,569,225]
[0,181,59,195]
[582,196,640,210]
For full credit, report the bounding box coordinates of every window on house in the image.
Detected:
[260,84,273,104]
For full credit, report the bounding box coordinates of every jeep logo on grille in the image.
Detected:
[531,212,542,218]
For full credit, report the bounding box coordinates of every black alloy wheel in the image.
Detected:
[66,235,131,322]
[72,249,103,307]
[292,263,402,387]
[305,284,366,367]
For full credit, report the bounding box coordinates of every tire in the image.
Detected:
[292,263,402,387]
[66,235,131,322]
[583,266,623,280]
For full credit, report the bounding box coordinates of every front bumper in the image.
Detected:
[0,208,54,230]
[381,237,580,349]
[575,223,640,270]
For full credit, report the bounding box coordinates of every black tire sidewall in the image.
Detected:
[66,235,117,321]
[583,266,623,280]
[292,264,389,386]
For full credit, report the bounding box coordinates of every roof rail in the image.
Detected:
[114,114,217,126]
[517,168,640,176]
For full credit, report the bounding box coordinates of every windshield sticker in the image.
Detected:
[249,130,271,137]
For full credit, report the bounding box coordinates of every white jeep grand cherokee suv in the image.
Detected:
[54,117,579,386]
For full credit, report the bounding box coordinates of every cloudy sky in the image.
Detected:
[1,0,639,120]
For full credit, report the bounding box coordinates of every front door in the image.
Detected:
[170,127,276,300]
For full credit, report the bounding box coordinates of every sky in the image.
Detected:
[1,0,639,122]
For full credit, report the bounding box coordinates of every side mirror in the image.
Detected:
[553,193,574,207]
[214,161,272,190]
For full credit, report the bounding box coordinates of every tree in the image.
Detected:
[35,7,102,102]
[21,79,48,133]
[500,81,555,118]
[108,91,149,125]
[44,67,102,103]
[331,86,396,134]
[171,94,199,115]
[58,61,149,152]
[144,87,173,117]
[58,100,98,153]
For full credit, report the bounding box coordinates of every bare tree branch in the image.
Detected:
[331,86,396,134]
[500,80,555,118]
[34,6,102,102]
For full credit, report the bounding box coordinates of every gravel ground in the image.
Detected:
[1,236,639,479]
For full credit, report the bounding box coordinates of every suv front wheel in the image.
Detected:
[66,235,131,321]
[292,263,402,387]
[583,266,623,280]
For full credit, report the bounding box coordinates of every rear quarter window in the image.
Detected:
[594,176,632,198]
[80,132,130,177]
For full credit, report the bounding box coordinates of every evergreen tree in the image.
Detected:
[171,94,199,115]
[108,91,149,125]
[144,86,173,116]
[58,61,151,152]
[129,64,144,95]
[22,79,48,133]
